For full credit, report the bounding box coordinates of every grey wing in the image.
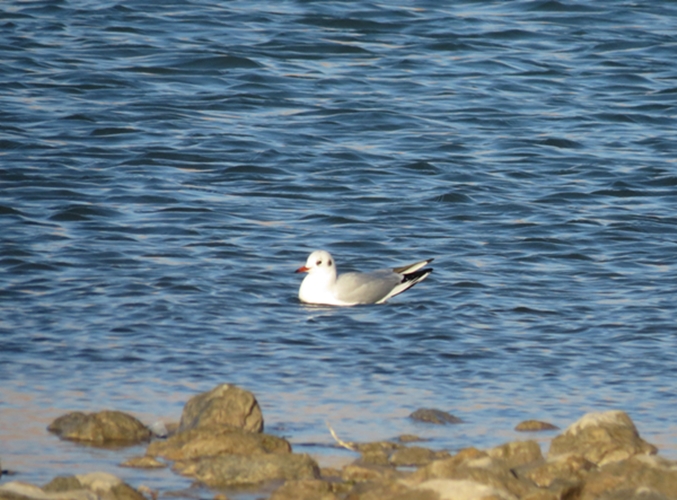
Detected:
[334,270,401,304]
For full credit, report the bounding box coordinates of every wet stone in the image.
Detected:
[178,384,263,434]
[172,453,320,487]
[119,456,167,469]
[390,446,449,467]
[548,410,658,466]
[47,411,151,445]
[409,408,462,425]
[515,420,559,432]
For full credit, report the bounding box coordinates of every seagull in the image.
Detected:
[295,250,433,306]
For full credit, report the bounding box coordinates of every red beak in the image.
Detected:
[295,266,309,273]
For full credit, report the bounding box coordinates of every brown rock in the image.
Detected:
[398,435,424,443]
[2,473,144,500]
[345,480,433,500]
[47,411,151,445]
[409,409,462,425]
[172,453,319,487]
[357,441,402,466]
[515,420,559,432]
[1,481,96,500]
[548,411,657,466]
[415,478,519,500]
[408,448,488,483]
[42,476,83,492]
[357,441,402,453]
[320,466,342,479]
[486,440,543,469]
[179,384,263,433]
[146,427,290,461]
[269,479,339,500]
[519,453,596,489]
[390,446,449,467]
[597,490,671,500]
[342,463,401,483]
[408,451,536,499]
[580,455,677,500]
[77,472,146,500]
[119,456,166,469]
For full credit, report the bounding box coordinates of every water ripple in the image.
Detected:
[1,0,677,490]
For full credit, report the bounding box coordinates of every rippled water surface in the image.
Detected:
[2,0,677,495]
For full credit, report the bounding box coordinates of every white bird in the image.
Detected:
[295,250,433,306]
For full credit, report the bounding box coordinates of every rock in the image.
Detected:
[398,434,424,443]
[390,446,449,467]
[580,455,677,500]
[407,449,536,499]
[416,478,519,500]
[548,411,657,466]
[178,384,263,433]
[146,426,290,461]
[486,440,543,469]
[1,473,144,500]
[518,452,597,489]
[76,472,146,500]
[172,453,319,487]
[269,479,339,500]
[352,441,448,470]
[410,408,462,425]
[119,456,167,468]
[47,411,151,445]
[344,479,427,500]
[320,466,342,479]
[341,463,401,483]
[409,447,488,483]
[42,476,83,492]
[1,481,96,500]
[356,441,402,466]
[515,420,559,432]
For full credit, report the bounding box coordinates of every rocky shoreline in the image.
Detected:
[1,383,674,500]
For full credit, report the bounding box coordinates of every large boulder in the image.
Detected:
[145,385,308,489]
[178,384,263,433]
[548,411,657,466]
[146,426,290,461]
[172,453,320,487]
[47,411,151,445]
[580,455,677,500]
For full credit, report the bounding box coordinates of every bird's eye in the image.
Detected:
[316,260,322,266]
[328,260,332,266]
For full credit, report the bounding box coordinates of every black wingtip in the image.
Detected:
[402,267,433,284]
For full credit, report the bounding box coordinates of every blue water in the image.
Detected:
[2,0,677,496]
